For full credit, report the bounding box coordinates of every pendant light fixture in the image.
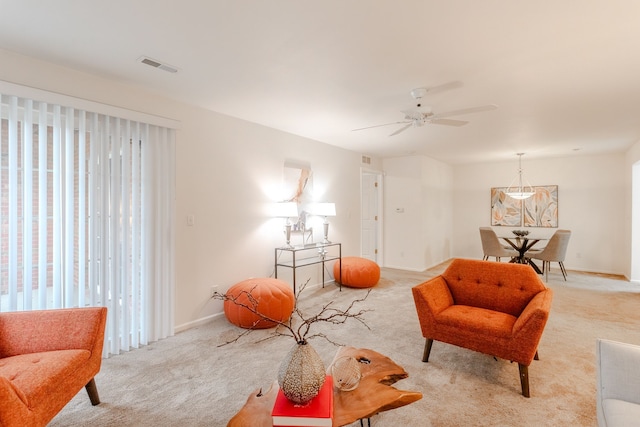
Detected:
[505,153,535,200]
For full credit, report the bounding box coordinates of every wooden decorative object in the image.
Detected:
[227,347,422,427]
[329,347,422,426]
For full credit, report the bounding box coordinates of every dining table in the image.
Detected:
[500,234,546,274]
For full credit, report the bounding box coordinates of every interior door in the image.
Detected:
[361,171,380,263]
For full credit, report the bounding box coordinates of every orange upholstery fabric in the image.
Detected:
[0,307,107,427]
[333,257,380,288]
[224,278,295,329]
[412,258,553,396]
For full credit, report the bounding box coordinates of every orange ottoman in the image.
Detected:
[224,278,295,329]
[334,257,380,288]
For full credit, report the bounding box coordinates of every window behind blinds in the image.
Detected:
[0,93,175,357]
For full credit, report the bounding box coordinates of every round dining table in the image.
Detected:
[500,235,546,274]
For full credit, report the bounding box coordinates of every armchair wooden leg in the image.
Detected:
[85,378,101,405]
[422,338,434,362]
[518,364,530,398]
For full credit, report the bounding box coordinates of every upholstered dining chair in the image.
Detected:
[528,229,571,281]
[479,227,518,262]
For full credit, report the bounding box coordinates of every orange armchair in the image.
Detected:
[0,307,107,426]
[412,258,553,397]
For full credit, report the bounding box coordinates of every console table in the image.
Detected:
[275,242,342,293]
[227,347,422,427]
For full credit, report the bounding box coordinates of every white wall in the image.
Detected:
[625,140,640,281]
[357,151,630,277]
[452,154,627,275]
[175,109,364,330]
[0,49,365,331]
[380,152,631,277]
[382,156,454,271]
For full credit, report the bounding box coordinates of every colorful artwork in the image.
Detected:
[524,185,558,227]
[491,185,558,228]
[491,187,522,226]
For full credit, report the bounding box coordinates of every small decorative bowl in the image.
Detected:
[512,230,529,237]
[330,356,362,392]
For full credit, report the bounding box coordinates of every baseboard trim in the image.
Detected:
[175,312,223,333]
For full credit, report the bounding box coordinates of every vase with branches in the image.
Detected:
[212,279,371,404]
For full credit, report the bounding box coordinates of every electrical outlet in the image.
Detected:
[210,285,219,297]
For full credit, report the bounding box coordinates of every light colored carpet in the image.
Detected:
[50,261,640,427]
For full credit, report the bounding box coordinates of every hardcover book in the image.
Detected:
[272,375,334,427]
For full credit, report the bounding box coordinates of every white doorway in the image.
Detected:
[361,170,383,265]
[632,161,640,282]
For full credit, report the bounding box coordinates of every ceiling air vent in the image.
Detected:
[361,155,371,165]
[138,56,178,73]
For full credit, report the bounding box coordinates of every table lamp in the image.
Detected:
[312,202,336,244]
[273,202,298,248]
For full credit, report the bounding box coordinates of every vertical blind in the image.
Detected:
[0,93,175,357]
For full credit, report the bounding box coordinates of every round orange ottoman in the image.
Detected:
[224,278,295,329]
[333,257,380,288]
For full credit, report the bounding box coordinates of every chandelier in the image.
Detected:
[505,153,535,200]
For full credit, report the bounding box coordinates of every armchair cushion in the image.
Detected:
[0,307,107,427]
[597,339,640,426]
[601,400,640,426]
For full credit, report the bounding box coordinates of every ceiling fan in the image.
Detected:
[352,82,498,136]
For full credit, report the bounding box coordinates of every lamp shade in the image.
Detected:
[312,202,336,217]
[272,202,298,218]
[505,153,534,200]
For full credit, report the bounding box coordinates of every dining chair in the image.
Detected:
[479,227,518,262]
[528,229,571,281]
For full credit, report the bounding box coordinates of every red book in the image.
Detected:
[272,375,334,427]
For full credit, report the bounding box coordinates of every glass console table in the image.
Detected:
[274,242,342,293]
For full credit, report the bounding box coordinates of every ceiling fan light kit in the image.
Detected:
[352,81,497,136]
[505,153,535,200]
[410,87,428,100]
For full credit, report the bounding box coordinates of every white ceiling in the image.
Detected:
[1,0,640,164]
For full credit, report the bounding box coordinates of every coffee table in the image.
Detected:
[227,346,422,427]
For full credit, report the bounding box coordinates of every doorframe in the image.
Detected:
[360,168,384,267]
[631,161,640,282]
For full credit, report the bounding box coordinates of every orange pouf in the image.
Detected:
[224,278,295,329]
[333,257,380,288]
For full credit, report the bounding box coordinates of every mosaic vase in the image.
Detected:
[277,340,326,404]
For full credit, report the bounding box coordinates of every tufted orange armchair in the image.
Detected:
[0,307,107,426]
[412,258,553,397]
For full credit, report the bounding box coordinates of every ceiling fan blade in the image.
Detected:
[425,80,464,95]
[389,123,413,136]
[430,118,468,127]
[352,121,410,132]
[434,104,498,119]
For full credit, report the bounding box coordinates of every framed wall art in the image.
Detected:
[491,187,522,226]
[490,185,558,228]
[524,185,558,228]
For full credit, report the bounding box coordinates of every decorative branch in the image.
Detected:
[212,278,372,347]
